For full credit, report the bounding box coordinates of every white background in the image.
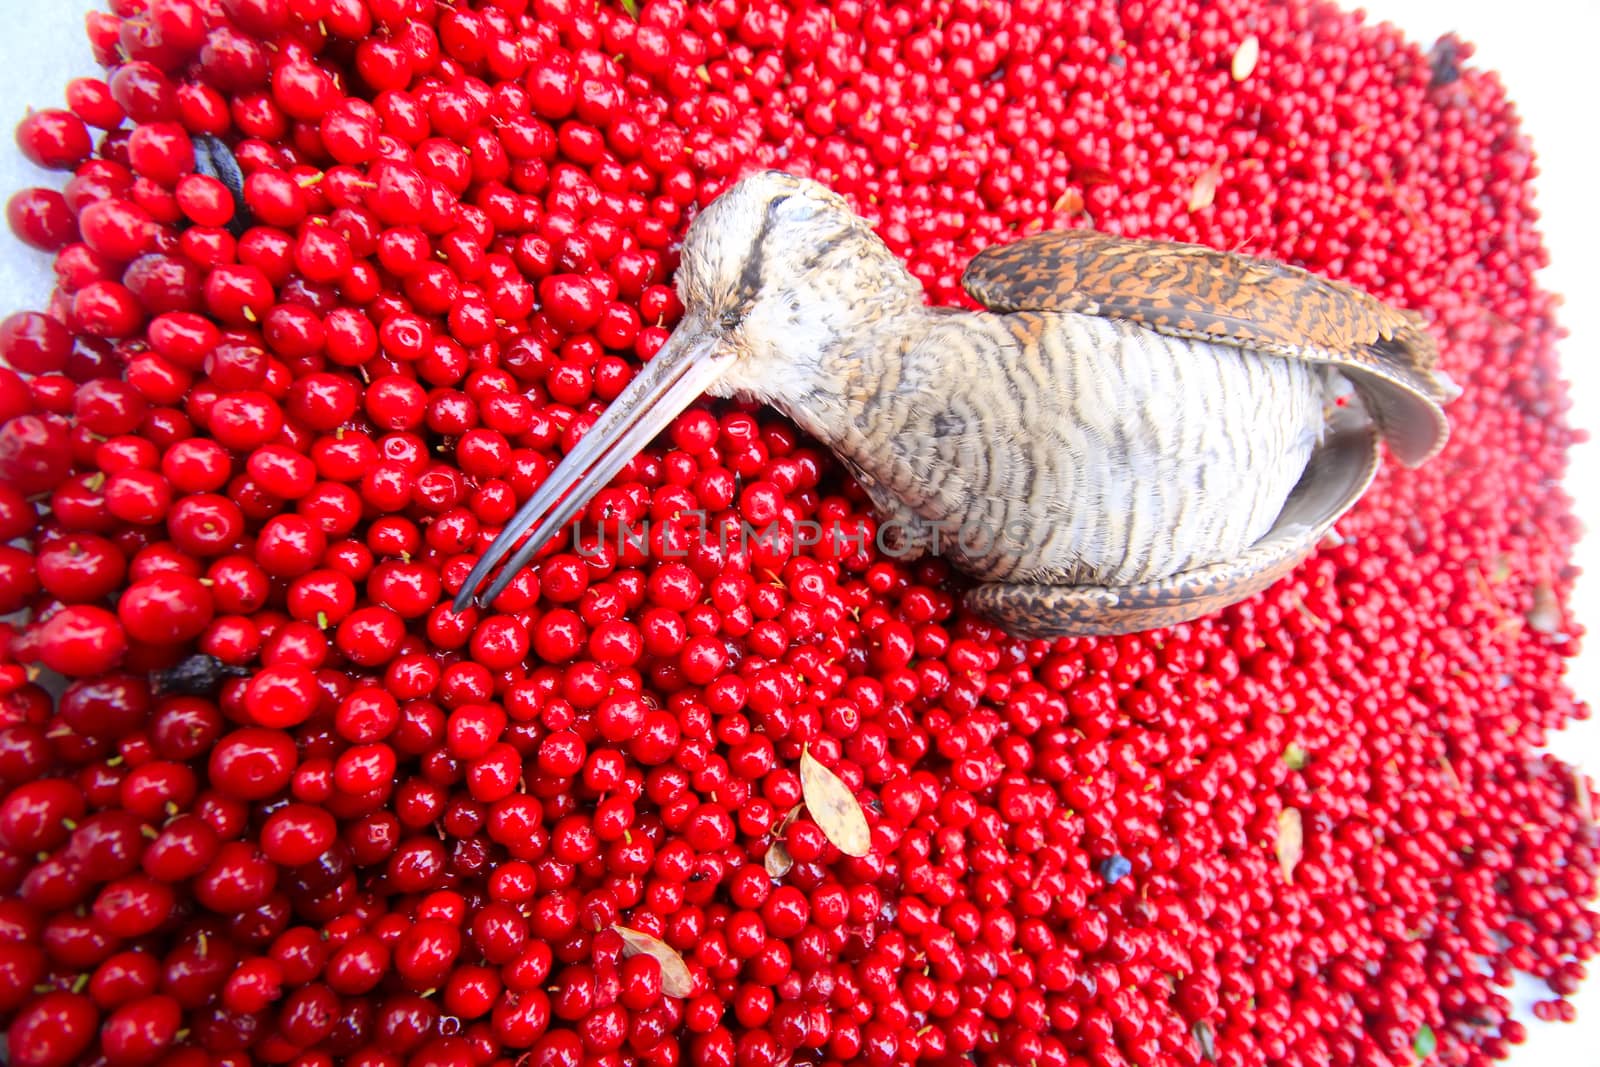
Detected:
[3,1,1599,1062]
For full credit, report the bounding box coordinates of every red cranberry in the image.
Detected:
[5,991,98,1067]
[15,110,93,170]
[7,188,77,251]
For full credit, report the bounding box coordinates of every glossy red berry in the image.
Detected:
[117,573,214,644]
[34,604,127,676]
[7,188,77,251]
[15,109,92,170]
[5,991,98,1067]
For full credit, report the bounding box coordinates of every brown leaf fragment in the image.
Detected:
[1527,581,1562,634]
[614,925,694,998]
[1576,769,1595,829]
[765,803,803,877]
[1188,162,1222,212]
[1194,1021,1218,1063]
[1231,35,1260,81]
[765,841,794,878]
[1052,188,1085,216]
[1275,807,1303,882]
[799,747,871,858]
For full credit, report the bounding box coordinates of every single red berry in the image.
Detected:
[100,994,181,1065]
[34,604,127,676]
[0,414,70,494]
[174,174,234,227]
[66,76,125,129]
[15,109,92,170]
[78,199,155,261]
[126,122,195,187]
[6,188,77,251]
[0,311,71,374]
[4,990,98,1067]
[207,726,298,800]
[117,573,215,644]
[108,62,178,124]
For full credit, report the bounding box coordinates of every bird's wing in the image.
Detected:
[966,426,1381,637]
[961,229,1453,467]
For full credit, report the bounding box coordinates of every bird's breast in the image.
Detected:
[802,310,1334,586]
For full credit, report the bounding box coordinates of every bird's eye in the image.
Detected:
[719,310,742,330]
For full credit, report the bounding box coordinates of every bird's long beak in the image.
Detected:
[453,332,734,612]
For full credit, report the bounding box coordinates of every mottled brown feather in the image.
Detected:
[961,229,1453,467]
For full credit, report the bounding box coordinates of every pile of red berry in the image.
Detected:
[0,1,1593,1065]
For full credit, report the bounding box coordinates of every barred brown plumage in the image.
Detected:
[455,171,1454,636]
[962,227,1455,469]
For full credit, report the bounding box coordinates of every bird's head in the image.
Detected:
[674,170,925,401]
[453,171,923,610]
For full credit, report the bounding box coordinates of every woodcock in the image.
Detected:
[454,171,1456,637]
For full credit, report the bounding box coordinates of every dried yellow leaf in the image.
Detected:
[1188,163,1222,213]
[1275,807,1303,882]
[614,925,693,998]
[1231,35,1260,81]
[800,748,871,858]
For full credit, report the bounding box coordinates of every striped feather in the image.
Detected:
[778,309,1329,587]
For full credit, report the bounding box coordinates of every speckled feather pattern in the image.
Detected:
[775,308,1330,587]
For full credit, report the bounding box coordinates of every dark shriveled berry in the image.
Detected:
[151,653,253,696]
